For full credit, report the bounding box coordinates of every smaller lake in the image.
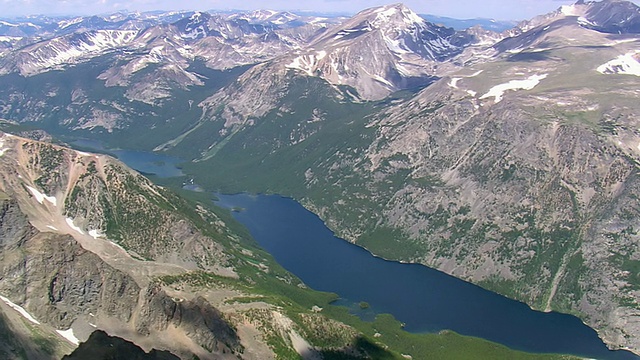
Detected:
[215,193,639,360]
[70,139,184,178]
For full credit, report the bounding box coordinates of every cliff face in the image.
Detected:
[0,229,140,329]
[136,286,242,354]
[0,197,37,248]
[0,195,242,359]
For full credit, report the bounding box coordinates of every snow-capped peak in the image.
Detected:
[190,11,204,22]
[230,9,299,25]
[555,0,640,34]
[372,3,425,27]
[58,17,84,29]
[247,9,279,21]
[13,29,139,76]
[560,4,580,16]
[0,20,19,27]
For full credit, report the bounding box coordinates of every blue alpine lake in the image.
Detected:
[65,141,638,359]
[215,193,639,360]
[70,139,185,178]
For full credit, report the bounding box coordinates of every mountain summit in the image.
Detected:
[283,3,473,99]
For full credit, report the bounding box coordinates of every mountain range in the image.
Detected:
[0,0,640,358]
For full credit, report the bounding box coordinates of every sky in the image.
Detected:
[1,0,640,21]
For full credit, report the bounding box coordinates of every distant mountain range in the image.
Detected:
[0,9,516,36]
[1,0,640,358]
[420,15,517,31]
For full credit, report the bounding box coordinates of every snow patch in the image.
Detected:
[58,17,84,29]
[529,47,551,53]
[88,229,104,239]
[597,51,640,77]
[481,74,547,103]
[605,38,637,46]
[448,70,483,94]
[56,328,80,345]
[0,135,8,157]
[0,20,18,27]
[383,33,410,54]
[395,63,411,77]
[387,5,422,24]
[373,75,394,87]
[577,17,597,27]
[182,25,205,40]
[374,4,424,26]
[65,218,84,235]
[309,17,328,24]
[376,6,398,18]
[150,45,164,56]
[286,54,319,76]
[26,186,57,206]
[561,5,579,16]
[0,295,40,325]
[0,36,21,43]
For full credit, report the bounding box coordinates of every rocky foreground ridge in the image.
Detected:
[0,132,249,358]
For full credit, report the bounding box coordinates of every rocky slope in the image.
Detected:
[0,132,249,358]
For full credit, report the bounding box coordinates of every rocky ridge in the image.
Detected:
[0,132,248,358]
